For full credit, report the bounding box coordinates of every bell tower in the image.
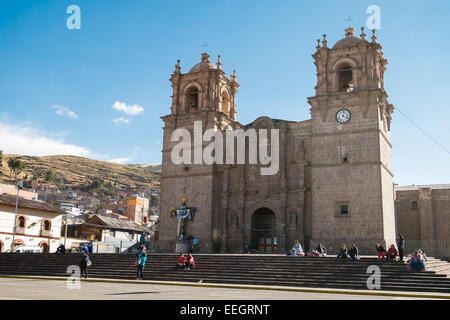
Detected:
[169,52,239,119]
[308,27,395,253]
[157,53,240,253]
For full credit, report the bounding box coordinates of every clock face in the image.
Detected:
[336,109,351,124]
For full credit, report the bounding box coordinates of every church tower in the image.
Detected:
[307,27,395,253]
[157,53,240,253]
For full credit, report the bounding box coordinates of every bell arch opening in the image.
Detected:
[337,63,354,92]
[221,90,230,116]
[186,86,199,112]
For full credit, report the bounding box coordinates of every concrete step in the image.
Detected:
[1,253,449,293]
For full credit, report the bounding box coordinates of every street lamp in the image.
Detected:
[10,181,23,252]
[63,212,75,247]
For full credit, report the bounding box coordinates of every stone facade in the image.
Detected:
[395,184,450,257]
[156,27,397,254]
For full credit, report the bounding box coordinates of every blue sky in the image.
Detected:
[0,0,449,186]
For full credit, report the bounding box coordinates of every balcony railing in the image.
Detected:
[40,230,52,237]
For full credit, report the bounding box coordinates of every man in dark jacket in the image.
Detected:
[79,252,90,279]
[396,234,405,261]
[349,243,359,261]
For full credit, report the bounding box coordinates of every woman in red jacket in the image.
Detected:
[176,253,186,270]
[387,245,398,261]
[185,254,196,271]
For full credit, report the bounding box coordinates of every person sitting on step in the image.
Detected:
[349,243,359,261]
[185,253,196,271]
[408,250,425,271]
[418,249,428,268]
[387,244,398,261]
[316,243,327,257]
[241,245,251,254]
[375,244,388,261]
[56,243,66,254]
[337,244,348,259]
[176,253,186,270]
[292,240,305,257]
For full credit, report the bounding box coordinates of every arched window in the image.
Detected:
[43,219,51,231]
[17,215,26,228]
[13,239,24,250]
[39,241,49,253]
[186,87,199,112]
[337,63,354,92]
[221,91,230,116]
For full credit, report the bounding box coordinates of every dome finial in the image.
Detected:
[322,34,327,48]
[201,52,210,62]
[345,27,355,37]
[217,55,222,70]
[371,29,377,43]
[174,59,181,74]
[230,70,237,82]
[316,39,321,50]
[360,27,366,40]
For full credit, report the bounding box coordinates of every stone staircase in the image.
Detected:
[0,253,449,293]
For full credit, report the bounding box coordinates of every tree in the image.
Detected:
[32,168,43,182]
[150,195,160,208]
[7,158,26,180]
[44,170,55,183]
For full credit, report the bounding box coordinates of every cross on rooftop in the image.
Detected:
[345,16,353,27]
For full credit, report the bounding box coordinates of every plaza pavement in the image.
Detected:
[0,276,448,300]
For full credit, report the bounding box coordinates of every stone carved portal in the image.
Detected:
[250,208,276,253]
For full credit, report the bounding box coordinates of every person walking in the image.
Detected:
[396,234,405,261]
[79,251,90,279]
[137,242,146,255]
[192,236,200,252]
[136,251,147,280]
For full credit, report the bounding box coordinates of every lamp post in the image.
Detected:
[63,214,69,247]
[63,212,75,247]
[10,181,23,252]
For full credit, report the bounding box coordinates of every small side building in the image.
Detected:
[0,193,63,252]
[66,214,149,252]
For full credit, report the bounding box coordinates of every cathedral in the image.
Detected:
[156,27,397,254]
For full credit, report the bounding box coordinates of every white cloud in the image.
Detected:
[52,105,79,119]
[112,117,131,125]
[108,157,133,164]
[0,122,91,157]
[112,101,144,115]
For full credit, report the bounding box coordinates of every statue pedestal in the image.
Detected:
[175,241,191,253]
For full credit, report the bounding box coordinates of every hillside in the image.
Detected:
[0,154,161,193]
